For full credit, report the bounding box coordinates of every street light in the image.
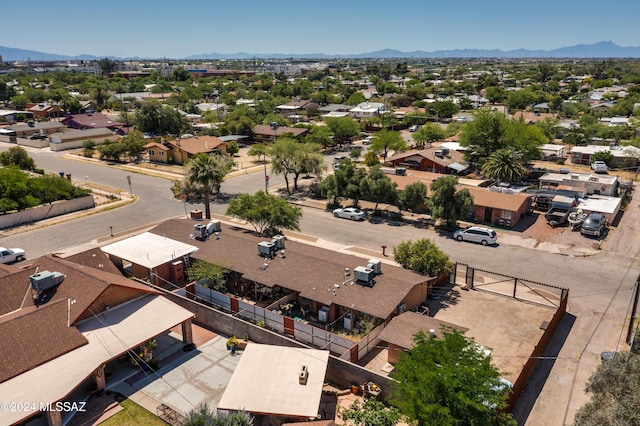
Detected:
[267,122,279,193]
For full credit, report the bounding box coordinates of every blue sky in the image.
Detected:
[2,0,639,58]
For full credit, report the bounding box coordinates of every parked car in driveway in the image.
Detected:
[591,161,608,173]
[0,247,26,264]
[453,226,497,246]
[333,207,365,221]
[580,213,607,237]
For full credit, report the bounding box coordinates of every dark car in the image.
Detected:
[580,213,606,237]
[28,134,47,140]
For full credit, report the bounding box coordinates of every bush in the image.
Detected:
[556,158,565,165]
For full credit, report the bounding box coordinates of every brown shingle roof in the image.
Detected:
[387,146,466,168]
[165,136,227,155]
[252,125,308,138]
[61,112,124,129]
[0,299,88,383]
[466,187,532,212]
[0,254,157,323]
[149,219,430,319]
[377,311,468,349]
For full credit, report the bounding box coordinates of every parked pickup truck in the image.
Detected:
[0,247,26,264]
[591,161,608,173]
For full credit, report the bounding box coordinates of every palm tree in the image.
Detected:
[481,148,527,183]
[185,153,234,219]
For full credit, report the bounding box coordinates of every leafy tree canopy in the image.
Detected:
[340,399,401,426]
[428,176,473,231]
[574,351,640,426]
[226,191,302,236]
[393,238,452,277]
[0,146,36,171]
[481,148,528,183]
[391,328,516,426]
[370,130,408,160]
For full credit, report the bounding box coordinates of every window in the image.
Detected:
[500,210,513,220]
[149,150,155,156]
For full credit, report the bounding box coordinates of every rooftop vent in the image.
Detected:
[30,271,66,299]
[298,365,309,385]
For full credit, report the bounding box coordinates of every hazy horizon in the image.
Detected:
[2,0,639,58]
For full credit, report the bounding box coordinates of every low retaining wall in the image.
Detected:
[0,195,95,230]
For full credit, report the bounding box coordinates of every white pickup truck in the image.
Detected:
[591,161,608,173]
[0,247,26,264]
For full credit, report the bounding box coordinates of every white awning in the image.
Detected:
[101,232,198,269]
[218,344,329,418]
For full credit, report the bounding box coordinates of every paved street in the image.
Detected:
[1,142,639,425]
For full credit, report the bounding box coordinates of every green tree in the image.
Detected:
[399,182,428,213]
[226,140,240,157]
[135,100,188,135]
[592,150,614,165]
[391,329,515,426]
[184,153,234,219]
[0,167,40,212]
[361,166,398,211]
[506,89,537,111]
[363,150,381,167]
[187,260,228,292]
[413,123,446,148]
[226,191,302,236]
[428,176,473,231]
[247,143,268,164]
[346,92,366,105]
[0,146,36,171]
[481,148,528,183]
[326,117,361,145]
[433,100,460,118]
[340,399,401,426]
[460,110,545,164]
[370,130,408,161]
[393,239,452,277]
[573,351,640,426]
[268,138,323,194]
[305,124,335,150]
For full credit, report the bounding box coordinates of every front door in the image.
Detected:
[484,207,493,223]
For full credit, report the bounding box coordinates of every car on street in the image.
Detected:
[0,247,26,264]
[453,226,497,246]
[333,207,366,221]
[580,213,607,237]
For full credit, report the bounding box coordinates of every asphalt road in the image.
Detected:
[1,143,639,425]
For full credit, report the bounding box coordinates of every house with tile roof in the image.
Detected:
[0,253,195,426]
[25,102,62,119]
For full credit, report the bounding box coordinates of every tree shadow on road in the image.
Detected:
[511,312,576,425]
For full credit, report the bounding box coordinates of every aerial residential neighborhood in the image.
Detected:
[1,5,640,425]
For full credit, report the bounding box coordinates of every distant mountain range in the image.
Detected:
[2,41,640,61]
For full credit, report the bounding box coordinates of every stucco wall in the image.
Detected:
[0,195,94,230]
